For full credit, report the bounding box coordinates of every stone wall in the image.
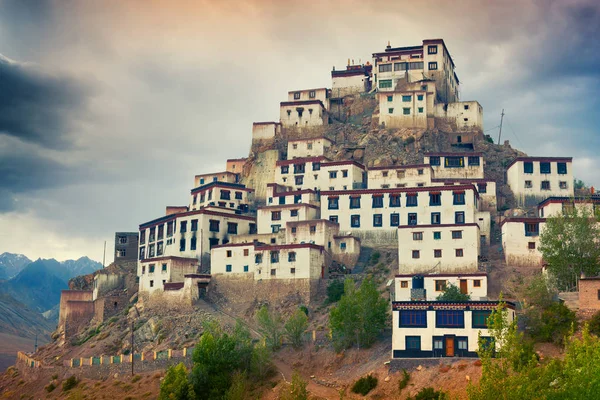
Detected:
[579,279,600,311]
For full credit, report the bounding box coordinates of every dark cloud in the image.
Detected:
[0,54,88,148]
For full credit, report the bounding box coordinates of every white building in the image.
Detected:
[280,100,328,127]
[500,217,546,267]
[256,203,319,234]
[211,243,329,280]
[331,64,372,98]
[287,137,333,159]
[433,101,483,132]
[538,196,600,218]
[394,273,488,301]
[506,157,574,206]
[367,164,433,189]
[391,301,516,358]
[432,178,497,212]
[372,39,460,103]
[397,224,481,274]
[287,88,330,110]
[138,256,198,294]
[194,171,239,187]
[275,157,366,191]
[424,153,485,179]
[190,182,254,213]
[266,184,320,207]
[252,122,281,142]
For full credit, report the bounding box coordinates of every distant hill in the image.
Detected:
[54,256,103,283]
[0,253,32,280]
[0,292,53,338]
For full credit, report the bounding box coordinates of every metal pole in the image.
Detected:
[102,241,106,268]
[497,109,505,144]
[131,320,134,376]
[34,333,38,353]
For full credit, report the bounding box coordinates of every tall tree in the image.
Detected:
[256,305,284,351]
[159,363,195,400]
[284,308,309,349]
[539,204,600,291]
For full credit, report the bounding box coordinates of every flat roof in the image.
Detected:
[280,100,326,107]
[499,217,546,227]
[506,156,573,170]
[538,196,600,208]
[190,181,253,194]
[395,272,487,278]
[368,163,431,171]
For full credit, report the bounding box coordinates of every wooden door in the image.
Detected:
[460,280,468,294]
[445,337,455,357]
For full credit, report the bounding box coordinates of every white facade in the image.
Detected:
[275,158,366,191]
[367,164,433,189]
[194,171,239,187]
[319,161,366,191]
[433,101,483,131]
[266,185,320,207]
[280,100,327,127]
[500,218,546,267]
[256,203,319,234]
[211,243,327,280]
[391,301,515,358]
[432,179,497,212]
[190,182,253,212]
[394,273,488,301]
[506,157,574,206]
[287,137,333,159]
[138,256,198,294]
[252,122,281,141]
[287,88,330,110]
[397,224,480,274]
[331,65,372,97]
[378,88,431,129]
[424,153,484,179]
[538,196,600,218]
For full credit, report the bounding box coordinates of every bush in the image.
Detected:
[531,302,577,344]
[45,383,56,393]
[284,308,309,349]
[281,371,308,400]
[398,369,410,391]
[131,375,142,383]
[589,311,600,336]
[408,387,447,400]
[326,280,345,303]
[159,363,195,400]
[351,374,378,396]
[62,376,79,392]
[370,252,381,265]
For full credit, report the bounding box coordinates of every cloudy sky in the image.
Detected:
[0,0,598,263]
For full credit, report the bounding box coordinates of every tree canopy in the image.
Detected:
[436,283,471,301]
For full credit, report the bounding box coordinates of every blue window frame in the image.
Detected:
[453,192,465,205]
[408,213,417,226]
[431,212,441,225]
[328,197,339,210]
[429,156,441,166]
[243,265,249,272]
[436,310,465,328]
[557,162,567,174]
[390,213,400,227]
[540,162,551,174]
[402,95,411,102]
[389,194,401,207]
[433,231,441,240]
[406,194,418,207]
[406,336,421,350]
[373,214,382,227]
[350,196,361,209]
[417,94,424,101]
[472,310,492,328]
[455,212,465,224]
[226,265,232,272]
[523,162,533,174]
[351,215,360,228]
[468,156,480,166]
[372,195,384,208]
[429,193,441,206]
[399,310,427,327]
[525,222,539,237]
[445,156,464,168]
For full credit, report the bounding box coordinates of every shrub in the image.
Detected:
[284,308,309,349]
[408,387,447,400]
[436,283,471,301]
[370,252,381,265]
[159,363,195,400]
[327,280,345,303]
[532,302,577,345]
[398,369,410,391]
[351,374,378,396]
[588,310,600,336]
[131,375,142,383]
[45,383,56,393]
[51,374,58,380]
[62,376,79,391]
[281,371,308,400]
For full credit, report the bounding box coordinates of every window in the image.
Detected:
[557,162,567,174]
[249,223,257,234]
[290,268,296,274]
[434,249,442,258]
[390,194,401,207]
[340,242,346,250]
[428,61,438,70]
[428,45,438,54]
[235,191,243,200]
[293,92,300,99]
[379,63,392,72]
[281,165,289,174]
[309,90,316,99]
[191,219,198,232]
[379,79,392,89]
[294,163,305,174]
[388,107,394,114]
[351,215,361,228]
[373,214,383,227]
[409,61,424,70]
[429,156,441,166]
[227,222,238,234]
[399,310,427,327]
[412,250,420,259]
[271,225,281,233]
[350,196,361,209]
[156,241,163,256]
[528,241,536,250]
[272,211,281,221]
[429,193,441,206]
[161,263,167,273]
[295,176,303,185]
[401,95,411,102]
[541,181,551,190]
[209,220,220,232]
[452,230,463,239]
[433,338,443,350]
[179,222,187,233]
[408,213,417,226]
[117,249,126,257]
[445,156,464,168]
[477,183,487,194]
[329,171,337,179]
[142,265,146,274]
[140,230,146,244]
[288,252,296,262]
[382,171,389,177]
[418,107,424,113]
[436,310,465,328]
[255,254,263,264]
[540,162,551,174]
[456,249,464,257]
[455,212,465,224]
[243,265,249,272]
[403,107,410,115]
[435,280,446,291]
[472,310,492,328]
[559,181,568,189]
[433,231,441,240]
[525,222,539,237]
[453,191,465,205]
[329,215,338,223]
[278,196,286,205]
[270,269,276,276]
[413,232,423,241]
[290,227,297,234]
[220,190,231,200]
[309,225,316,233]
[394,62,407,71]
[525,180,533,188]
[417,94,424,101]
[457,338,468,351]
[406,194,418,207]
[139,247,145,260]
[524,162,533,174]
[325,196,339,210]
[290,209,299,217]
[270,251,279,263]
[148,244,155,257]
[242,249,249,257]
[468,156,480,166]
[150,280,154,287]
[372,196,383,208]
[431,212,441,225]
[226,265,232,272]
[390,213,400,227]
[342,170,348,178]
[406,336,421,350]
[179,238,186,252]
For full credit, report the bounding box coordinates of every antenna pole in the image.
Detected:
[102,240,106,268]
[497,109,505,144]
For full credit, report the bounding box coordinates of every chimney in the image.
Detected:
[386,40,391,49]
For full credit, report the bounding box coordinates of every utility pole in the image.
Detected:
[131,319,134,376]
[497,109,505,144]
[102,240,106,268]
[34,333,38,353]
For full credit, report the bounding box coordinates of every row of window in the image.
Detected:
[280,164,350,178]
[328,192,467,210]
[268,194,305,205]
[388,107,423,115]
[404,336,484,352]
[524,180,568,190]
[387,94,425,103]
[523,161,568,175]
[192,189,243,204]
[292,90,317,100]
[333,211,466,228]
[411,248,465,259]
[398,279,481,290]
[429,156,480,167]
[399,309,491,328]
[141,263,168,274]
[271,209,303,220]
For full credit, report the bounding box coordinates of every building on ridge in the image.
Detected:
[331,63,373,98]
[114,232,139,262]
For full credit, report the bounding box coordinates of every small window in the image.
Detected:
[468,156,480,166]
[255,254,263,264]
[379,63,393,73]
[452,230,463,239]
[290,209,299,217]
[445,156,464,168]
[408,213,417,226]
[433,231,441,240]
[453,192,465,205]
[390,213,400,227]
[243,249,249,256]
[295,176,303,185]
[309,225,316,233]
[390,194,401,207]
[435,280,447,291]
[472,310,492,328]
[400,281,409,288]
[379,79,392,89]
[312,162,320,171]
[291,227,297,233]
[412,250,420,259]
[455,212,465,224]
[351,214,361,228]
[309,90,316,99]
[271,225,281,233]
[330,215,339,223]
[402,95,411,102]
[270,251,279,263]
[294,92,301,100]
[457,339,468,350]
[288,252,296,262]
[281,165,289,174]
[525,180,533,188]
[342,170,348,177]
[524,162,533,174]
[473,280,481,287]
[244,265,249,272]
[477,183,487,194]
[290,268,296,274]
[340,242,346,250]
[373,214,383,227]
[464,104,470,110]
[406,194,418,207]
[417,94,424,101]
[403,107,411,115]
[350,196,361,209]
[434,249,442,258]
[209,220,220,232]
[528,242,536,250]
[150,280,154,287]
[456,249,464,257]
[557,162,567,175]
[428,45,438,54]
[388,108,394,114]
[541,181,551,190]
[540,162,551,174]
[559,181,568,189]
[431,212,441,225]
[428,62,438,70]
[226,265,232,272]
[413,232,423,241]
[226,250,232,258]
[418,107,424,113]
[387,95,393,102]
[406,336,421,350]
[429,193,441,206]
[429,156,441,166]
[372,196,384,208]
[227,222,238,235]
[329,171,338,179]
[272,211,281,221]
[271,269,276,276]
[418,169,424,175]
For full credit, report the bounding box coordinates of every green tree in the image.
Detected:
[327,280,345,303]
[436,283,471,301]
[284,308,309,349]
[574,178,587,191]
[539,204,600,291]
[250,341,274,380]
[329,278,388,350]
[281,371,309,400]
[159,363,195,400]
[224,371,250,400]
[256,305,284,351]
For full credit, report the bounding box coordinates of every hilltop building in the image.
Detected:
[114,232,139,262]
[331,63,373,98]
